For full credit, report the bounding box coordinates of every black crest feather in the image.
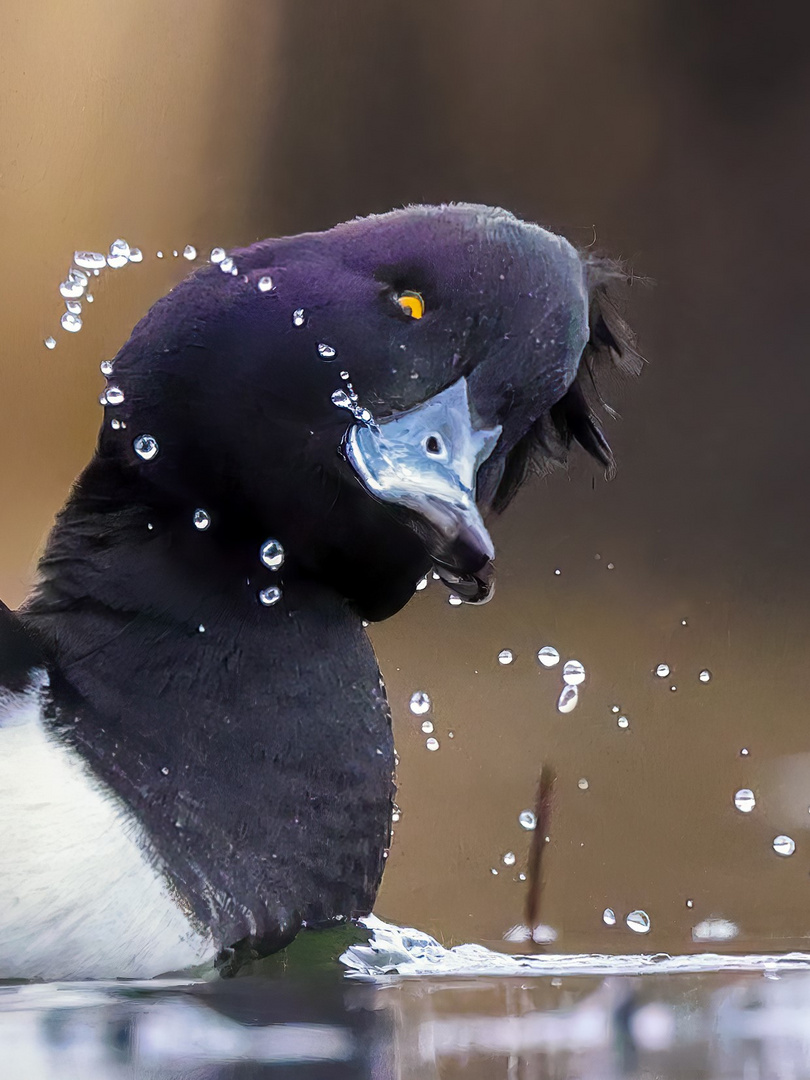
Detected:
[491,255,643,513]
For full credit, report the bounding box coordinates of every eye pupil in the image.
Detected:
[425,435,441,455]
[396,291,425,319]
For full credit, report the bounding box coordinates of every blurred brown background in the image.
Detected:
[2,0,810,955]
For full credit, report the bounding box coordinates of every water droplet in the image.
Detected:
[292,308,306,326]
[577,778,589,790]
[518,810,537,831]
[259,538,285,570]
[74,251,106,270]
[686,899,694,908]
[99,392,108,405]
[448,595,463,606]
[692,917,739,942]
[44,337,56,350]
[681,619,688,626]
[626,910,651,934]
[562,659,585,685]
[65,300,82,316]
[133,434,159,461]
[602,908,617,926]
[537,646,560,667]
[219,257,235,274]
[699,669,712,683]
[740,747,750,756]
[340,370,350,380]
[554,568,561,576]
[60,312,82,333]
[670,685,678,692]
[607,562,615,570]
[331,389,351,408]
[498,649,514,665]
[257,275,274,292]
[258,586,282,607]
[59,273,85,299]
[421,720,434,734]
[318,343,336,359]
[210,247,226,263]
[107,239,131,268]
[773,835,795,856]
[409,691,431,715]
[183,245,197,260]
[490,868,499,876]
[425,737,439,751]
[392,808,401,823]
[415,577,428,591]
[100,359,114,376]
[655,663,670,678]
[193,509,211,531]
[734,788,756,813]
[502,851,516,866]
[86,294,94,302]
[231,266,239,276]
[105,386,124,405]
[156,251,164,259]
[111,419,121,430]
[128,247,144,263]
[198,624,205,633]
[617,716,629,729]
[557,684,578,713]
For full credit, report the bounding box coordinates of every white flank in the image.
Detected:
[0,673,215,979]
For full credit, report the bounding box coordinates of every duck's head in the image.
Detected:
[91,203,637,620]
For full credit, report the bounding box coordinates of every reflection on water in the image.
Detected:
[6,966,810,1079]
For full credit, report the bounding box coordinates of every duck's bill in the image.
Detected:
[344,378,501,605]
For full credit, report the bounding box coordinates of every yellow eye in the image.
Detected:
[396,291,425,319]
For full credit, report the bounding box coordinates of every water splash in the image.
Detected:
[340,916,810,978]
